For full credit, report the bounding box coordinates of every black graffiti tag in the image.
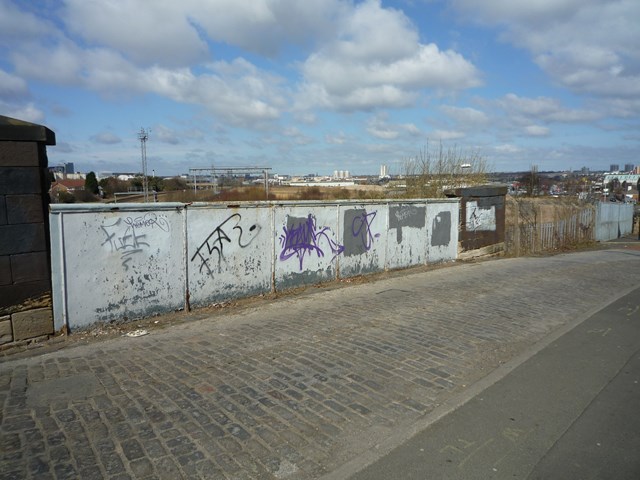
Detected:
[191,213,261,276]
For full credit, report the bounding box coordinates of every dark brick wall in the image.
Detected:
[446,185,508,252]
[0,120,56,346]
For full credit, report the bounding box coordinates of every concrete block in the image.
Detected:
[0,195,6,225]
[0,223,45,255]
[11,252,49,283]
[0,256,11,285]
[6,195,44,224]
[0,315,12,345]
[0,142,38,167]
[0,167,41,194]
[12,307,53,340]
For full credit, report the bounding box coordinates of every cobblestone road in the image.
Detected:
[2,248,640,479]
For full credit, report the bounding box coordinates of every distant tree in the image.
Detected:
[163,177,188,191]
[58,191,76,203]
[149,176,164,192]
[98,177,131,198]
[85,171,99,195]
[130,177,144,190]
[518,165,540,196]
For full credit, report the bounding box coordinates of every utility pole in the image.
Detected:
[138,128,149,202]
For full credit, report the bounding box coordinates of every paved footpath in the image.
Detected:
[2,247,640,480]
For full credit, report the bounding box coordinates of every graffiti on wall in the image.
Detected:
[389,205,426,243]
[466,201,496,232]
[101,213,170,270]
[279,214,344,270]
[431,211,452,247]
[343,209,381,257]
[191,213,261,276]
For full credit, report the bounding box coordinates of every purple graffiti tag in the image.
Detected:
[191,213,261,276]
[351,210,380,252]
[279,214,345,270]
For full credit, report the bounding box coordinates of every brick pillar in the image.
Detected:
[0,115,56,346]
[445,185,508,255]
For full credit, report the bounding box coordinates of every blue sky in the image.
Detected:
[1,0,638,176]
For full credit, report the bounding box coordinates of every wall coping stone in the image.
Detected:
[0,115,56,145]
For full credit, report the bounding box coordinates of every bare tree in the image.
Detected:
[402,142,489,198]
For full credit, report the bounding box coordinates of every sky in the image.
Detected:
[1,0,639,176]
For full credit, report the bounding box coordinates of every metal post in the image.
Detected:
[138,128,149,203]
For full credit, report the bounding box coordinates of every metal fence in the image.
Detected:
[505,205,595,256]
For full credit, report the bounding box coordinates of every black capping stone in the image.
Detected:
[445,184,509,198]
[0,115,56,145]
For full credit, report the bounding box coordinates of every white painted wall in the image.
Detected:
[187,205,272,307]
[50,199,460,331]
[50,204,186,331]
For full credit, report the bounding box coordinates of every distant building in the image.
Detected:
[610,163,619,172]
[50,178,86,197]
[380,164,388,178]
[624,163,634,172]
[581,166,590,175]
[64,162,75,174]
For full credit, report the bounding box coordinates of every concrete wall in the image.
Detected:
[0,116,56,346]
[50,199,459,330]
[188,205,271,307]
[595,202,634,241]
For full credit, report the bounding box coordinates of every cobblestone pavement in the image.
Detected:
[2,248,640,480]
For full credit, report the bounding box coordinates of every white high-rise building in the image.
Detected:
[380,164,389,178]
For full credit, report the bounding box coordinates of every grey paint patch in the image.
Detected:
[343,209,380,257]
[340,258,382,278]
[431,211,451,247]
[276,267,334,291]
[389,206,426,243]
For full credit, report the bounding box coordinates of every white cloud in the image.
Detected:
[452,0,640,102]
[0,0,56,43]
[282,126,313,145]
[325,131,349,145]
[452,0,587,24]
[298,0,480,111]
[0,69,28,99]
[91,131,122,144]
[366,113,422,140]
[57,0,345,63]
[154,125,180,145]
[62,0,209,67]
[494,143,522,154]
[440,106,489,127]
[524,125,550,137]
[430,129,465,141]
[497,93,600,124]
[192,0,344,56]
[2,103,44,123]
